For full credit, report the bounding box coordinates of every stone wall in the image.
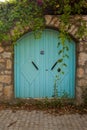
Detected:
[0,15,87,104]
[0,45,13,100]
[76,41,87,104]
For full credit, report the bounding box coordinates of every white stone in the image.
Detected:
[77,68,84,78]
[78,53,87,65]
[4,85,13,99]
[2,52,12,58]
[5,71,12,74]
[6,59,12,69]
[0,75,11,84]
[45,15,52,25]
[78,79,87,87]
[50,17,58,25]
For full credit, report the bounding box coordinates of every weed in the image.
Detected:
[61,91,69,99]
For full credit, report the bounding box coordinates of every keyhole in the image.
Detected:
[57,68,61,72]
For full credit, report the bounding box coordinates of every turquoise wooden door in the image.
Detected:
[14,29,76,98]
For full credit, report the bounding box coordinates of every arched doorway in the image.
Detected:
[14,29,76,98]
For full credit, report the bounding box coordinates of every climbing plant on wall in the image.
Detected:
[0,0,87,44]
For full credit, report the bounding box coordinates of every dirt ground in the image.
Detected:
[0,98,87,115]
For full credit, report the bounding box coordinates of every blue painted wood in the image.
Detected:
[14,29,76,98]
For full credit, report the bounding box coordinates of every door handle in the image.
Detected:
[51,61,57,70]
[32,61,39,70]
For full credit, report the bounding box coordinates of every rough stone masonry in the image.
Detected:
[0,15,87,104]
[0,45,13,100]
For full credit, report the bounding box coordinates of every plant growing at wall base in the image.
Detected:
[52,38,71,98]
[52,78,58,98]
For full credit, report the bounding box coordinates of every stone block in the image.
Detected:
[45,15,52,25]
[50,17,58,25]
[0,62,5,70]
[77,68,84,78]
[5,46,12,51]
[78,52,87,65]
[0,71,4,74]
[78,79,87,87]
[76,87,83,104]
[0,84,3,91]
[6,59,12,69]
[71,28,78,37]
[0,75,11,84]
[0,59,5,62]
[0,46,4,53]
[78,43,84,52]
[3,85,13,99]
[54,21,60,28]
[68,25,76,33]
[5,71,12,74]
[2,52,12,58]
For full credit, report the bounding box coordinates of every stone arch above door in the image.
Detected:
[44,15,87,41]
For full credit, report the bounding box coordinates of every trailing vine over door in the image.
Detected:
[0,0,87,44]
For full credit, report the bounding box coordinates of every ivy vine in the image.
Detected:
[0,0,87,44]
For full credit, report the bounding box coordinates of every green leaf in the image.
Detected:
[61,71,64,74]
[57,59,63,63]
[58,50,63,55]
[57,42,60,47]
[63,63,67,67]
